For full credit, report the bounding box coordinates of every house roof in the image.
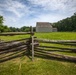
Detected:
[36,22,52,27]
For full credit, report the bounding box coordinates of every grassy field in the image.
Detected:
[35,32,76,40]
[0,32,76,75]
[0,32,76,41]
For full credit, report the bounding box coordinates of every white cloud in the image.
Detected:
[0,0,30,17]
[26,0,76,27]
[29,0,76,14]
[0,0,32,27]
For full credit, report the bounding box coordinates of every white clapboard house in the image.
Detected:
[36,22,57,32]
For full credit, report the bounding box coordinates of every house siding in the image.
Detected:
[36,27,52,32]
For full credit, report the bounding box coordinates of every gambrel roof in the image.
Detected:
[36,22,52,27]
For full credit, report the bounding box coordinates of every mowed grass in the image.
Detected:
[0,35,30,41]
[0,57,76,75]
[0,32,76,75]
[0,32,76,41]
[35,32,76,40]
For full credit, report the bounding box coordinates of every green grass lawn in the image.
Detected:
[0,56,76,75]
[0,32,76,75]
[35,32,76,40]
[0,35,30,41]
[0,32,76,41]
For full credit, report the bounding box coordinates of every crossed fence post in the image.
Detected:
[30,26,34,61]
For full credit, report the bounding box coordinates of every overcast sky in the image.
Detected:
[0,0,76,28]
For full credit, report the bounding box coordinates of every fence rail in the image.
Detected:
[0,32,33,36]
[35,38,76,43]
[0,41,27,50]
[37,46,76,51]
[0,38,29,44]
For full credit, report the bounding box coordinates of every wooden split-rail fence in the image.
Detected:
[0,27,76,62]
[0,26,36,61]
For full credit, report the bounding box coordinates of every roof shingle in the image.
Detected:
[36,22,52,27]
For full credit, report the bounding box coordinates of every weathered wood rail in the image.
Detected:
[0,41,27,51]
[36,46,76,52]
[35,38,76,43]
[0,32,32,36]
[0,38,29,46]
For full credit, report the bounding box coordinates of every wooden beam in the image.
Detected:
[32,36,34,61]
[30,26,34,61]
[35,38,76,43]
[37,46,76,51]
[0,32,31,36]
[0,38,29,44]
[0,41,27,50]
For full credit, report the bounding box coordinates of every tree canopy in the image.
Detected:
[0,15,10,32]
[53,13,76,31]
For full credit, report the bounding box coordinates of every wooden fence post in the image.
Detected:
[32,35,34,61]
[30,26,34,61]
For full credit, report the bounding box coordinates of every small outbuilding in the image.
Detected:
[36,22,57,32]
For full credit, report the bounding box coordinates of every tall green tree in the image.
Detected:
[20,26,30,32]
[53,13,76,31]
[0,15,10,32]
[0,15,4,32]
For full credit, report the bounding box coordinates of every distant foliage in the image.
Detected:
[0,15,35,32]
[0,15,10,32]
[20,26,30,32]
[9,26,35,32]
[53,13,76,31]
[9,27,20,32]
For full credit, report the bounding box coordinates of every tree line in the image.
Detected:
[53,13,76,31]
[0,13,76,32]
[0,16,35,32]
